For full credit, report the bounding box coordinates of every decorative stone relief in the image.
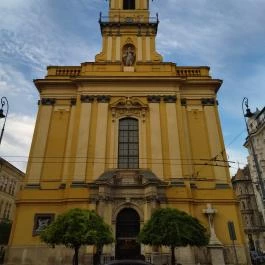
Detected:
[110,97,148,122]
[163,95,177,103]
[97,95,111,103]
[54,106,70,112]
[41,98,56,105]
[187,106,203,112]
[147,95,161,103]
[125,37,134,44]
[201,98,216,106]
[181,99,187,106]
[80,95,95,103]
[70,98,77,105]
[33,213,54,236]
[89,169,167,218]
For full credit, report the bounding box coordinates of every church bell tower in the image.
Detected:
[96,0,162,64]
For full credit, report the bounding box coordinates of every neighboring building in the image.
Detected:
[0,158,24,265]
[0,157,24,221]
[7,1,248,265]
[232,166,265,252]
[244,107,265,222]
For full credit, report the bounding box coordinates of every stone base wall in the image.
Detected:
[5,245,248,265]
[223,245,248,265]
[5,246,91,265]
[194,246,211,265]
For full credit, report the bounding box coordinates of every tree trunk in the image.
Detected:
[171,246,176,265]
[96,245,103,265]
[73,246,80,265]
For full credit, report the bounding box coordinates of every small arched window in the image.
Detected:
[123,0,135,10]
[118,118,139,169]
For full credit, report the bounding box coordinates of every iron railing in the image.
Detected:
[99,12,159,25]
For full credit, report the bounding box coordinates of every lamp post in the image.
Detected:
[242,97,265,201]
[0,97,9,145]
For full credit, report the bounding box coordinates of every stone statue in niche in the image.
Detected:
[122,45,136,66]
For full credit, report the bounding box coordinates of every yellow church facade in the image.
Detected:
[7,1,248,264]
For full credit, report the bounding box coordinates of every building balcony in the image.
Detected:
[99,13,159,25]
[46,66,81,77]
[45,65,211,78]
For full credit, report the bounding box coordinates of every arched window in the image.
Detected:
[123,0,135,10]
[118,118,139,169]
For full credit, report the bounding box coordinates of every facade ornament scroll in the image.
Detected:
[110,97,148,122]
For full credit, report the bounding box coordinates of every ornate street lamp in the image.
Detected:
[242,97,265,200]
[0,97,9,145]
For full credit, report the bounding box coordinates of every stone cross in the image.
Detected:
[203,203,222,245]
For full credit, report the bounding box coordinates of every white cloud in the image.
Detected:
[0,63,33,95]
[0,0,34,9]
[219,63,265,119]
[154,0,265,68]
[226,147,248,176]
[0,0,99,72]
[0,113,36,172]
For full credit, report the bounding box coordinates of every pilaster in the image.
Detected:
[107,36,113,61]
[62,103,76,182]
[137,36,143,61]
[27,104,53,184]
[204,104,227,182]
[145,36,151,61]
[149,101,163,179]
[115,36,121,61]
[166,102,182,179]
[139,118,147,168]
[73,98,92,182]
[92,100,109,180]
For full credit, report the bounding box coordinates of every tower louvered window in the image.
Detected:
[123,0,135,10]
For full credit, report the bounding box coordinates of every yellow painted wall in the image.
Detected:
[42,109,70,182]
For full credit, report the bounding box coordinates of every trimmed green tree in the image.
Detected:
[40,208,114,265]
[138,208,209,265]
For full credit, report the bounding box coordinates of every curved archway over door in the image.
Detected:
[116,208,141,259]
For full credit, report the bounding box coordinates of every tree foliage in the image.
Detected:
[0,219,12,245]
[138,208,209,265]
[40,208,114,265]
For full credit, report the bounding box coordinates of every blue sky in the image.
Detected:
[0,0,264,174]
